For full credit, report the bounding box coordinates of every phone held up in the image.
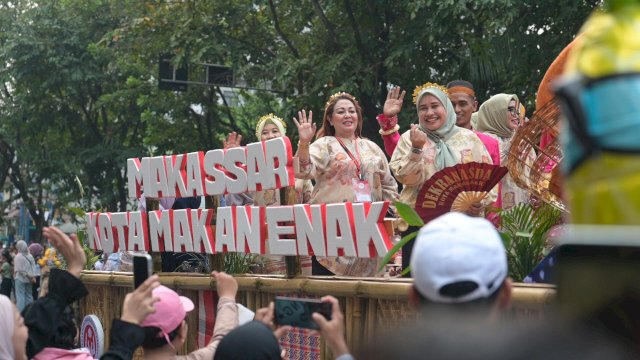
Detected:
[274,296,332,330]
[133,254,153,289]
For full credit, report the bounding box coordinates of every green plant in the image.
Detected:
[224,253,258,274]
[498,203,562,281]
[378,201,424,275]
[65,207,101,271]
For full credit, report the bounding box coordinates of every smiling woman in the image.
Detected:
[389,82,493,273]
[476,94,535,210]
[293,92,399,276]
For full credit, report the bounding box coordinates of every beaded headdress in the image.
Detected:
[325,92,358,109]
[413,82,449,104]
[255,113,287,139]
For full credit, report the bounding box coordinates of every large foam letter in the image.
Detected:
[215,207,236,253]
[191,209,214,254]
[325,203,357,257]
[265,137,294,189]
[185,151,205,196]
[128,212,148,251]
[353,202,391,258]
[266,206,297,256]
[149,210,173,252]
[236,206,264,254]
[85,212,102,251]
[127,158,144,199]
[165,154,188,198]
[203,149,226,196]
[246,142,272,192]
[146,156,169,198]
[110,212,129,252]
[172,209,194,253]
[98,213,115,254]
[294,204,326,256]
[224,147,248,194]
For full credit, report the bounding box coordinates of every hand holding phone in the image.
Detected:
[274,296,332,330]
[133,254,153,289]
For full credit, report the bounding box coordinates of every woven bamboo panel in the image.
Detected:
[507,100,566,211]
[78,273,555,359]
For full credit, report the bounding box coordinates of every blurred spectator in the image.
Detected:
[14,240,36,312]
[140,271,239,359]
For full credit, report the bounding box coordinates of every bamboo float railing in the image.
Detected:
[78,271,555,359]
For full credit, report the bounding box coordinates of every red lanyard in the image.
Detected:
[335,137,363,179]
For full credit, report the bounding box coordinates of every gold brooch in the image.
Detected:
[412,82,448,104]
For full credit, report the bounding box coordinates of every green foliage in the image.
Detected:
[224,253,258,274]
[498,203,562,281]
[0,0,597,239]
[393,201,425,228]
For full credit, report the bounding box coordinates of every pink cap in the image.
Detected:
[140,285,194,346]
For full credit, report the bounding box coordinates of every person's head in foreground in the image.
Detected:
[140,285,194,354]
[214,320,282,360]
[409,212,512,320]
[0,294,28,360]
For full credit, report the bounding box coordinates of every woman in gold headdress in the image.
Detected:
[389,82,492,272]
[294,92,399,276]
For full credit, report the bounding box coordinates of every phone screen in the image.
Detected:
[274,296,332,330]
[133,254,152,288]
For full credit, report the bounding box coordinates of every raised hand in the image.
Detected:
[121,274,161,325]
[223,132,243,149]
[254,301,292,338]
[42,226,86,278]
[212,271,238,299]
[383,86,406,118]
[311,296,349,357]
[293,110,316,144]
[409,124,428,149]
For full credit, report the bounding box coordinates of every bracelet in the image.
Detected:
[299,158,311,165]
[411,147,423,154]
[379,124,400,136]
[298,141,311,148]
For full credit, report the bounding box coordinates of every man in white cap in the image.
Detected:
[408,212,512,320]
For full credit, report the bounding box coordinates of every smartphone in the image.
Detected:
[133,254,153,288]
[274,296,332,330]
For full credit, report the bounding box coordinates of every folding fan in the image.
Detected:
[414,162,508,223]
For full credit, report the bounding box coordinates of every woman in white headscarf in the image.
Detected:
[0,294,29,360]
[13,240,36,311]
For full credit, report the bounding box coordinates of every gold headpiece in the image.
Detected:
[412,82,448,104]
[255,113,287,138]
[325,92,357,109]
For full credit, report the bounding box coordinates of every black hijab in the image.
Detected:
[214,321,281,360]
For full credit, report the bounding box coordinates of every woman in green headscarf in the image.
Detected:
[390,82,492,208]
[390,82,492,271]
[476,93,534,210]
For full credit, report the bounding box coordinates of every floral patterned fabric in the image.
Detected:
[252,179,313,206]
[295,136,398,276]
[389,128,494,208]
[295,136,398,204]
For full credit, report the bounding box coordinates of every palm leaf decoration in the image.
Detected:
[498,203,562,281]
[378,201,424,272]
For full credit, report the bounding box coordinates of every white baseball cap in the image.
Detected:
[410,212,508,304]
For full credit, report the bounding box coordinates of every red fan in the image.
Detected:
[414,162,508,223]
